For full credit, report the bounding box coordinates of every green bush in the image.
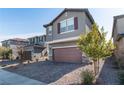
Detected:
[0,47,12,60]
[81,69,95,85]
[118,70,124,84]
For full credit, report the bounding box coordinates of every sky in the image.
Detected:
[0,8,124,45]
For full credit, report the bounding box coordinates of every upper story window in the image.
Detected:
[48,26,52,36]
[39,36,43,41]
[36,37,39,43]
[60,20,66,32]
[59,17,76,34]
[67,17,74,31]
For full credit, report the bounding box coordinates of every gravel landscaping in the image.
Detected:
[3,61,93,84]
[1,57,120,85]
[97,57,120,85]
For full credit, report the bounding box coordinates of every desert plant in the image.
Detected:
[81,69,95,85]
[118,70,124,84]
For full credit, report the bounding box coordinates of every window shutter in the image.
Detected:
[74,17,78,30]
[57,23,60,33]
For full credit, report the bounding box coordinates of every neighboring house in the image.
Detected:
[23,35,47,61]
[1,38,29,59]
[23,45,46,61]
[43,8,94,63]
[28,35,46,46]
[112,14,124,59]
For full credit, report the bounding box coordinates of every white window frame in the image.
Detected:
[60,17,74,34]
[67,17,74,31]
[60,20,66,33]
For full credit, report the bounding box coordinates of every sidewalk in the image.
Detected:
[0,69,45,85]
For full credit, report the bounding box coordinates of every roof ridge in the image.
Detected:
[43,8,94,28]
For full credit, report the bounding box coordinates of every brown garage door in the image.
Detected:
[53,47,82,63]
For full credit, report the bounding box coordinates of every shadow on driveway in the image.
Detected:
[3,61,85,84]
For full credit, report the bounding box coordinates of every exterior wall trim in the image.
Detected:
[52,45,77,49]
[46,36,80,44]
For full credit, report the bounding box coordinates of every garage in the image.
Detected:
[53,47,82,63]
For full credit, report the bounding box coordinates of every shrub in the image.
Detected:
[81,69,95,85]
[118,70,124,84]
[0,47,12,60]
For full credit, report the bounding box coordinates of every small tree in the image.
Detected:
[77,23,114,75]
[0,46,12,60]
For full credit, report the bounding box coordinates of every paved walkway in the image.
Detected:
[0,69,45,85]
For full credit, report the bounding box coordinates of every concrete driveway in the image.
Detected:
[0,69,45,85]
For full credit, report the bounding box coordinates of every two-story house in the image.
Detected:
[28,35,46,45]
[23,35,47,61]
[1,38,29,59]
[44,8,94,63]
[112,14,124,59]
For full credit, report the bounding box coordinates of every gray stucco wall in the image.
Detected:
[113,17,124,60]
[85,13,92,29]
[46,11,92,42]
[117,18,124,34]
[113,17,124,49]
[50,41,77,48]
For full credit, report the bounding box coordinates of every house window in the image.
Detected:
[60,17,74,33]
[67,18,74,31]
[39,36,43,41]
[60,20,66,33]
[48,26,52,35]
[33,38,35,44]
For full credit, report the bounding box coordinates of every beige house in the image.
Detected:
[1,38,29,59]
[112,14,124,59]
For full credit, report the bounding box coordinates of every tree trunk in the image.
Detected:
[93,58,100,76]
[93,60,97,76]
[97,58,100,73]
